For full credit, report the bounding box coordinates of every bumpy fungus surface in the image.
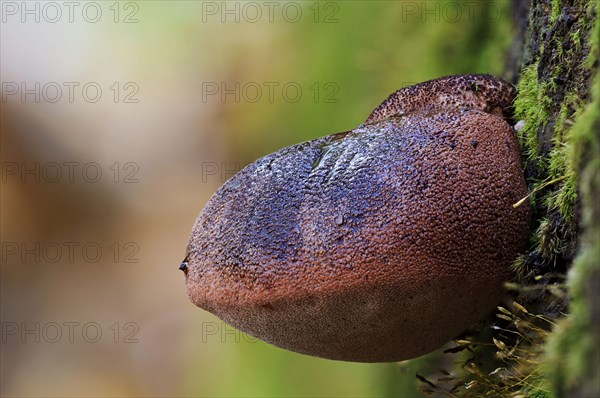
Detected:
[183,74,530,362]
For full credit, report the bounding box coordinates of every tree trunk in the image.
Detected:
[418,1,599,396]
[510,0,598,397]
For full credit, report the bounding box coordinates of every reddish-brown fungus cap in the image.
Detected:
[183,75,529,362]
[366,73,516,123]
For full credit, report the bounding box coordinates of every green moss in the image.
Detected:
[513,0,594,250]
[514,63,552,165]
[551,0,562,23]
[549,9,599,398]
[585,3,599,69]
[544,90,580,223]
[513,62,576,227]
[544,23,600,397]
[567,76,600,173]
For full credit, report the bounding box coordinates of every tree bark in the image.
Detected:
[513,0,599,397]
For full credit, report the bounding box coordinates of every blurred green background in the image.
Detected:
[1,1,513,396]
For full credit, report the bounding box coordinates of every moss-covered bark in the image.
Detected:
[418,1,598,397]
[514,0,599,397]
[502,0,599,396]
[544,51,600,398]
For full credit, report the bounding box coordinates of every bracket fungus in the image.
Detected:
[182,74,530,362]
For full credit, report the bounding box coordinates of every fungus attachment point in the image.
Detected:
[182,74,530,362]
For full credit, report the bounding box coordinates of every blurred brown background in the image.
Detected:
[1,1,514,396]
